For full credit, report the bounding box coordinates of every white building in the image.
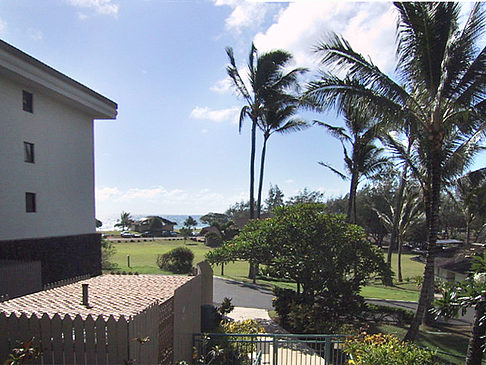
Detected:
[0,40,117,286]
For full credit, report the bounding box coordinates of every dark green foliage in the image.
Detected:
[184,216,198,228]
[101,238,117,270]
[365,304,414,326]
[200,213,230,226]
[205,231,223,247]
[156,247,194,274]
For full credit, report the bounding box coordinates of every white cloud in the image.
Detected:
[285,179,294,184]
[201,129,209,134]
[253,2,397,74]
[0,18,7,34]
[96,186,249,217]
[190,106,240,124]
[67,0,119,17]
[210,77,233,94]
[214,0,269,32]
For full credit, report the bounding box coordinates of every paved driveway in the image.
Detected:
[213,277,274,309]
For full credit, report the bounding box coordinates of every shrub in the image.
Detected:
[205,231,223,247]
[156,247,194,274]
[365,304,414,325]
[344,333,439,365]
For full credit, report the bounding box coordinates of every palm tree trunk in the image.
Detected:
[405,149,441,340]
[466,215,472,247]
[256,136,269,219]
[249,118,257,220]
[387,153,409,266]
[397,236,403,282]
[466,300,486,365]
[347,170,358,224]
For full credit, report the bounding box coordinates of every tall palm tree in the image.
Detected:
[314,102,389,224]
[306,2,486,340]
[226,44,306,220]
[256,99,308,218]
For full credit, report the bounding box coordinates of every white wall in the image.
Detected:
[0,76,96,240]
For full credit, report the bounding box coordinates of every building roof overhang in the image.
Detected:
[0,40,117,119]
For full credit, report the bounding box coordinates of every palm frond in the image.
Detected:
[318,161,348,181]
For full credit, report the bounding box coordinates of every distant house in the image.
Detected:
[131,216,177,236]
[434,246,483,283]
[0,40,117,292]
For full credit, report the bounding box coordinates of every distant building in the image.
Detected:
[131,216,177,236]
[434,245,483,283]
[0,40,117,288]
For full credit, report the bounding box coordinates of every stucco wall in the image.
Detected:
[173,262,214,363]
[0,76,96,240]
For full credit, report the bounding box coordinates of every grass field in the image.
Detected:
[108,241,424,300]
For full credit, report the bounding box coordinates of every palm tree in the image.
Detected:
[114,211,132,231]
[306,2,486,340]
[374,184,424,282]
[226,44,306,220]
[314,102,389,224]
[256,98,308,218]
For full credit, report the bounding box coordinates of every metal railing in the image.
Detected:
[193,333,348,365]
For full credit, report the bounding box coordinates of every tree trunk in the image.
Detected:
[405,146,441,340]
[466,215,472,247]
[387,158,409,266]
[249,119,257,220]
[221,263,224,276]
[347,169,359,224]
[256,136,269,219]
[397,236,403,282]
[466,300,486,365]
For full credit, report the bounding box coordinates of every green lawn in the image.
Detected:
[376,324,472,365]
[108,242,424,301]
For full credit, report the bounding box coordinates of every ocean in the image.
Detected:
[98,214,205,231]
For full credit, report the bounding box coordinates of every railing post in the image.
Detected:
[272,335,278,365]
[325,336,331,365]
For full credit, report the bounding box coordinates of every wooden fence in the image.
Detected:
[0,300,173,365]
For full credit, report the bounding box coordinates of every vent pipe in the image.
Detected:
[82,283,89,307]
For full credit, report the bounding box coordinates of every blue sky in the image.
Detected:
[1,1,484,222]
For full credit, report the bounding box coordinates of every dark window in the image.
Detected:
[24,142,34,163]
[22,90,33,113]
[26,192,36,213]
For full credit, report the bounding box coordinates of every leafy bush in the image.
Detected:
[365,304,414,325]
[156,247,194,274]
[273,286,367,333]
[101,238,117,270]
[344,333,439,365]
[205,231,223,247]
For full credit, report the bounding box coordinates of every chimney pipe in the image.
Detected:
[82,283,89,307]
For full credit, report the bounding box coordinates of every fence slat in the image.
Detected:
[62,315,75,365]
[40,313,53,365]
[18,313,30,343]
[85,315,96,365]
[7,313,20,353]
[106,316,118,364]
[51,314,63,365]
[28,314,42,365]
[0,313,9,362]
[128,316,137,364]
[117,316,129,365]
[73,315,85,365]
[95,316,107,365]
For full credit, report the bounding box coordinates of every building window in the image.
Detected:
[24,142,34,163]
[25,192,36,213]
[23,90,33,113]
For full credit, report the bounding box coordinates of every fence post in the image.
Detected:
[325,336,332,365]
[272,335,278,365]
